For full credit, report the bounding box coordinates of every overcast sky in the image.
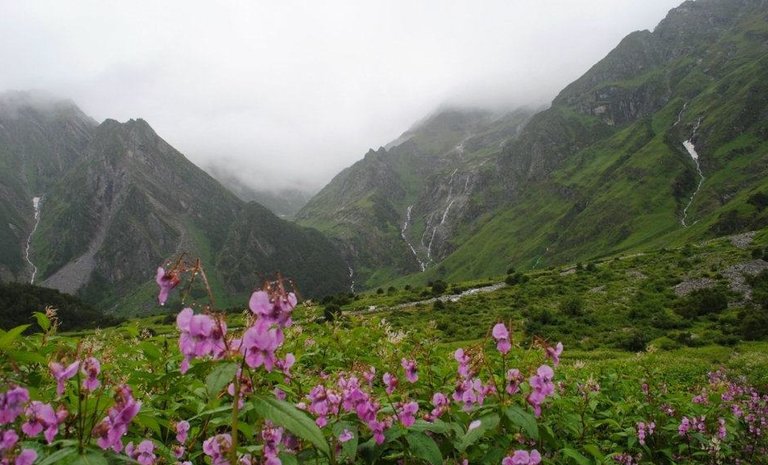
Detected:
[0,0,683,192]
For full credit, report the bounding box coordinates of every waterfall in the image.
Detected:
[25,196,42,284]
[681,118,704,227]
[401,205,426,271]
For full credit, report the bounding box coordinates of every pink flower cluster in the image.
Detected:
[401,359,418,383]
[492,323,511,354]
[527,365,555,417]
[21,402,65,444]
[306,373,390,444]
[0,387,42,465]
[238,290,298,373]
[203,433,232,465]
[636,421,655,446]
[94,385,141,452]
[260,422,284,465]
[0,388,28,425]
[177,308,227,373]
[502,449,542,465]
[125,440,156,465]
[49,357,102,395]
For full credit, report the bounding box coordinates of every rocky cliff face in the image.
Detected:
[0,96,350,311]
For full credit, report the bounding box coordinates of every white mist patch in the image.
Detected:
[25,196,42,284]
[681,118,704,227]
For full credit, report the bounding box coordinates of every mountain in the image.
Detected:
[296,107,535,287]
[0,92,350,311]
[298,0,768,288]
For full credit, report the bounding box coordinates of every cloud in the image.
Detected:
[0,0,683,191]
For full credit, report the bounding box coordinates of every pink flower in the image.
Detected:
[398,401,419,427]
[126,440,156,465]
[428,392,449,420]
[49,361,79,396]
[506,369,523,395]
[261,422,283,465]
[338,429,353,443]
[0,430,19,451]
[527,365,555,417]
[81,357,101,391]
[0,387,29,424]
[203,433,232,465]
[492,323,511,354]
[401,359,418,383]
[156,266,180,306]
[177,308,227,373]
[14,449,37,465]
[94,385,141,452]
[546,342,563,366]
[175,420,190,443]
[249,290,297,328]
[241,320,282,371]
[454,348,471,378]
[502,449,541,465]
[383,373,398,395]
[21,401,60,443]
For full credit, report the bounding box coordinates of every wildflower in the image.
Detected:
[678,417,691,437]
[401,359,418,383]
[428,392,449,420]
[506,369,523,395]
[0,387,29,424]
[49,361,79,396]
[338,429,353,443]
[94,385,141,452]
[492,323,511,354]
[502,449,542,465]
[718,417,727,439]
[203,433,232,465]
[454,348,471,378]
[81,357,101,392]
[177,308,227,373]
[261,422,283,465]
[249,289,297,328]
[546,342,563,366]
[156,266,180,305]
[21,401,62,444]
[0,430,18,451]
[527,365,555,417]
[383,373,398,395]
[398,401,418,427]
[468,420,481,431]
[241,320,282,371]
[126,440,156,465]
[14,449,37,465]
[175,420,190,443]
[636,421,655,446]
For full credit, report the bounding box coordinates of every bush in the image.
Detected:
[559,296,584,316]
[674,288,729,318]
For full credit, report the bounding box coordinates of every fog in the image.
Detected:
[0,0,682,192]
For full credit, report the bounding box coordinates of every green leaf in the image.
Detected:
[205,362,238,397]
[561,448,592,465]
[0,325,30,350]
[138,342,161,361]
[504,405,539,440]
[279,452,298,465]
[583,444,604,461]
[456,413,499,452]
[333,422,358,462]
[410,419,449,434]
[252,396,330,457]
[33,312,51,331]
[37,448,78,465]
[7,350,47,364]
[406,432,443,465]
[68,452,108,465]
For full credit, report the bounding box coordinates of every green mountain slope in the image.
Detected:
[296,108,534,287]
[299,0,768,289]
